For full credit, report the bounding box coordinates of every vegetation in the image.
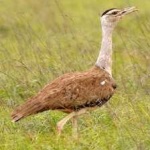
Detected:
[0,0,150,149]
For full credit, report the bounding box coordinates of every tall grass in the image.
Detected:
[0,0,150,149]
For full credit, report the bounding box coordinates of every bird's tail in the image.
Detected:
[11,98,44,122]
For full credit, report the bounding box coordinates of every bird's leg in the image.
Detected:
[76,108,87,116]
[57,112,76,136]
[56,109,87,136]
[72,109,87,139]
[72,115,78,139]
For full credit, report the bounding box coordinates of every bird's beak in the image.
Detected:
[120,6,138,16]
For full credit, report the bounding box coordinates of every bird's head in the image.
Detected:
[101,7,138,29]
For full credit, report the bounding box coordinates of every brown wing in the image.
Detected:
[11,66,117,122]
[36,66,116,111]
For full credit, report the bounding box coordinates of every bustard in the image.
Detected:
[11,7,137,136]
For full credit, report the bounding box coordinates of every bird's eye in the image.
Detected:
[111,11,118,15]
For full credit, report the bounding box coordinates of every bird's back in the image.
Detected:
[11,66,117,122]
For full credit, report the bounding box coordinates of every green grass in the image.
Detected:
[0,0,150,149]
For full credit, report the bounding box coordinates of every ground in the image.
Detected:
[0,0,150,149]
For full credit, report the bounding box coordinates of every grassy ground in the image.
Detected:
[0,0,150,149]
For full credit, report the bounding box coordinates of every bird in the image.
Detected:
[11,7,137,137]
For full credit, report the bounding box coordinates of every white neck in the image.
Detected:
[95,25,113,76]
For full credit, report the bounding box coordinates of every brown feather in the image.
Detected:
[11,66,117,122]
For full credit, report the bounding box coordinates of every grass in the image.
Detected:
[0,0,150,149]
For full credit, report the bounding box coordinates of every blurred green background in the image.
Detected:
[0,0,150,149]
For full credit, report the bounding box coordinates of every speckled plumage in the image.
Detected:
[11,66,116,122]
